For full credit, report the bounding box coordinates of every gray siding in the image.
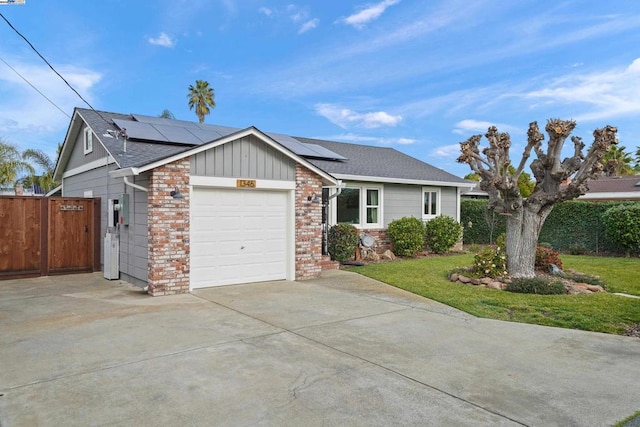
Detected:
[383,184,421,227]
[191,135,296,180]
[63,166,148,285]
[440,187,458,220]
[66,124,110,170]
[382,184,459,227]
[118,173,148,286]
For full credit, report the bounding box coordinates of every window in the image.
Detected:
[337,188,360,224]
[83,127,93,154]
[422,187,440,220]
[336,186,382,227]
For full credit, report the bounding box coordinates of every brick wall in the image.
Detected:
[147,158,190,296]
[359,228,392,254]
[295,164,324,280]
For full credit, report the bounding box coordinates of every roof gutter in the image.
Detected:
[123,176,148,193]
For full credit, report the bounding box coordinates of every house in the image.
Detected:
[460,180,488,199]
[54,108,472,295]
[579,175,640,202]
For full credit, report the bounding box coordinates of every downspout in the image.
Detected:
[326,180,344,201]
[123,176,148,193]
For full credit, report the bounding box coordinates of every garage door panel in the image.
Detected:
[191,188,289,289]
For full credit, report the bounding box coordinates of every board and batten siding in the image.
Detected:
[66,124,110,171]
[383,184,460,227]
[190,135,296,180]
[63,165,149,286]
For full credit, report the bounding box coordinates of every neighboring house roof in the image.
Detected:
[460,180,488,198]
[580,175,640,201]
[55,108,469,187]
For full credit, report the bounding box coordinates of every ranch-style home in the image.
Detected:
[53,108,472,295]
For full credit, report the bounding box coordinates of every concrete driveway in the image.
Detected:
[1,270,638,426]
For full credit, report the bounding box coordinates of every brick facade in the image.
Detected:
[147,158,190,296]
[294,164,327,280]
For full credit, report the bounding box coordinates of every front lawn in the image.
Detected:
[350,254,640,335]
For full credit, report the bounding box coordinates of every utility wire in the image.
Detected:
[0,56,70,118]
[0,12,112,127]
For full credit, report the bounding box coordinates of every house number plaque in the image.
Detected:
[60,205,84,211]
[236,180,256,188]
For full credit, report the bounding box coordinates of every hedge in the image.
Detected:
[461,199,638,255]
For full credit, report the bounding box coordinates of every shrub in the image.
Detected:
[424,215,463,254]
[472,245,507,278]
[563,272,606,288]
[602,203,640,256]
[327,223,359,262]
[386,217,426,257]
[535,245,563,271]
[505,278,566,295]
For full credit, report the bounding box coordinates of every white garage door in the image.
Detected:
[191,188,289,288]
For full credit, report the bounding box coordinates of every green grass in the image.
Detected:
[350,254,640,335]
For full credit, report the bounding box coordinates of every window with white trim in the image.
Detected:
[83,127,93,154]
[336,186,382,227]
[422,187,440,220]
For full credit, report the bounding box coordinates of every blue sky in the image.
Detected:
[1,0,639,177]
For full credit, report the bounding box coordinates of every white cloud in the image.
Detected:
[338,0,400,29]
[315,103,402,129]
[147,32,176,48]
[298,18,319,34]
[258,7,273,17]
[325,133,415,146]
[453,119,519,135]
[523,57,640,122]
[0,58,101,154]
[431,144,461,158]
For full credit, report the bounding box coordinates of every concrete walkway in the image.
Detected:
[0,270,638,426]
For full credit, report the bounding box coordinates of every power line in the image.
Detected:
[0,56,70,118]
[0,12,98,112]
[0,12,113,127]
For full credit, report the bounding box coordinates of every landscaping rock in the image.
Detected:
[458,275,471,284]
[586,285,604,292]
[470,278,481,285]
[480,277,493,285]
[487,281,502,290]
[450,273,459,282]
[364,252,380,262]
[382,250,396,261]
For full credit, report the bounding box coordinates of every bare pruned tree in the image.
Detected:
[458,119,617,278]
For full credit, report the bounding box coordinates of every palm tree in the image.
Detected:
[159,109,175,119]
[187,80,215,123]
[22,146,59,192]
[0,138,34,188]
[602,145,635,176]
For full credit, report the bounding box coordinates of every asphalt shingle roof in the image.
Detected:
[75,108,467,185]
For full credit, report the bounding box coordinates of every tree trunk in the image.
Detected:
[505,204,553,278]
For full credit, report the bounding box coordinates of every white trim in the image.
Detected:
[44,185,62,197]
[83,127,93,154]
[190,176,296,190]
[110,167,138,178]
[456,186,461,222]
[331,183,383,229]
[62,156,116,178]
[421,186,441,221]
[332,173,472,188]
[579,192,640,200]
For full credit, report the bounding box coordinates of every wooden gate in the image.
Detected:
[0,197,100,279]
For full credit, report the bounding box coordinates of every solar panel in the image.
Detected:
[153,124,201,145]
[301,143,348,160]
[112,119,168,142]
[115,116,347,160]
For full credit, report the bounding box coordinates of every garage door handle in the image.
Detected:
[240,246,245,250]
